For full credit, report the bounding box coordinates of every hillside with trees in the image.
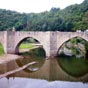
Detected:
[0,0,88,31]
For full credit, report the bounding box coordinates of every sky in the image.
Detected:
[0,0,84,13]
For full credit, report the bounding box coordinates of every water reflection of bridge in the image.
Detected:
[0,31,88,82]
[0,58,88,82]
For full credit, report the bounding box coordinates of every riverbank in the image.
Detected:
[0,54,23,64]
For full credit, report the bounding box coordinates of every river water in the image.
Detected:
[0,55,87,88]
[0,47,88,88]
[0,77,88,88]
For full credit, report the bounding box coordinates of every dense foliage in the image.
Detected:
[0,10,27,31]
[0,0,88,31]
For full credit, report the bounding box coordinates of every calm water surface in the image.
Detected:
[0,47,88,88]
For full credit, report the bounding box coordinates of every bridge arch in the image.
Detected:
[15,36,46,56]
[56,36,88,56]
[13,31,51,57]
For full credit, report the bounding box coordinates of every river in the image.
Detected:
[0,47,88,88]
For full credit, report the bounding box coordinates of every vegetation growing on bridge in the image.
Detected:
[0,43,4,55]
[0,0,88,31]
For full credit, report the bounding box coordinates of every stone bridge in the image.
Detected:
[0,31,88,82]
[0,31,88,57]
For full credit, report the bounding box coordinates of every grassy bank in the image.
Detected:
[19,43,35,49]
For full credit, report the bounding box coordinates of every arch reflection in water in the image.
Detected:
[57,37,88,77]
[15,37,46,72]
